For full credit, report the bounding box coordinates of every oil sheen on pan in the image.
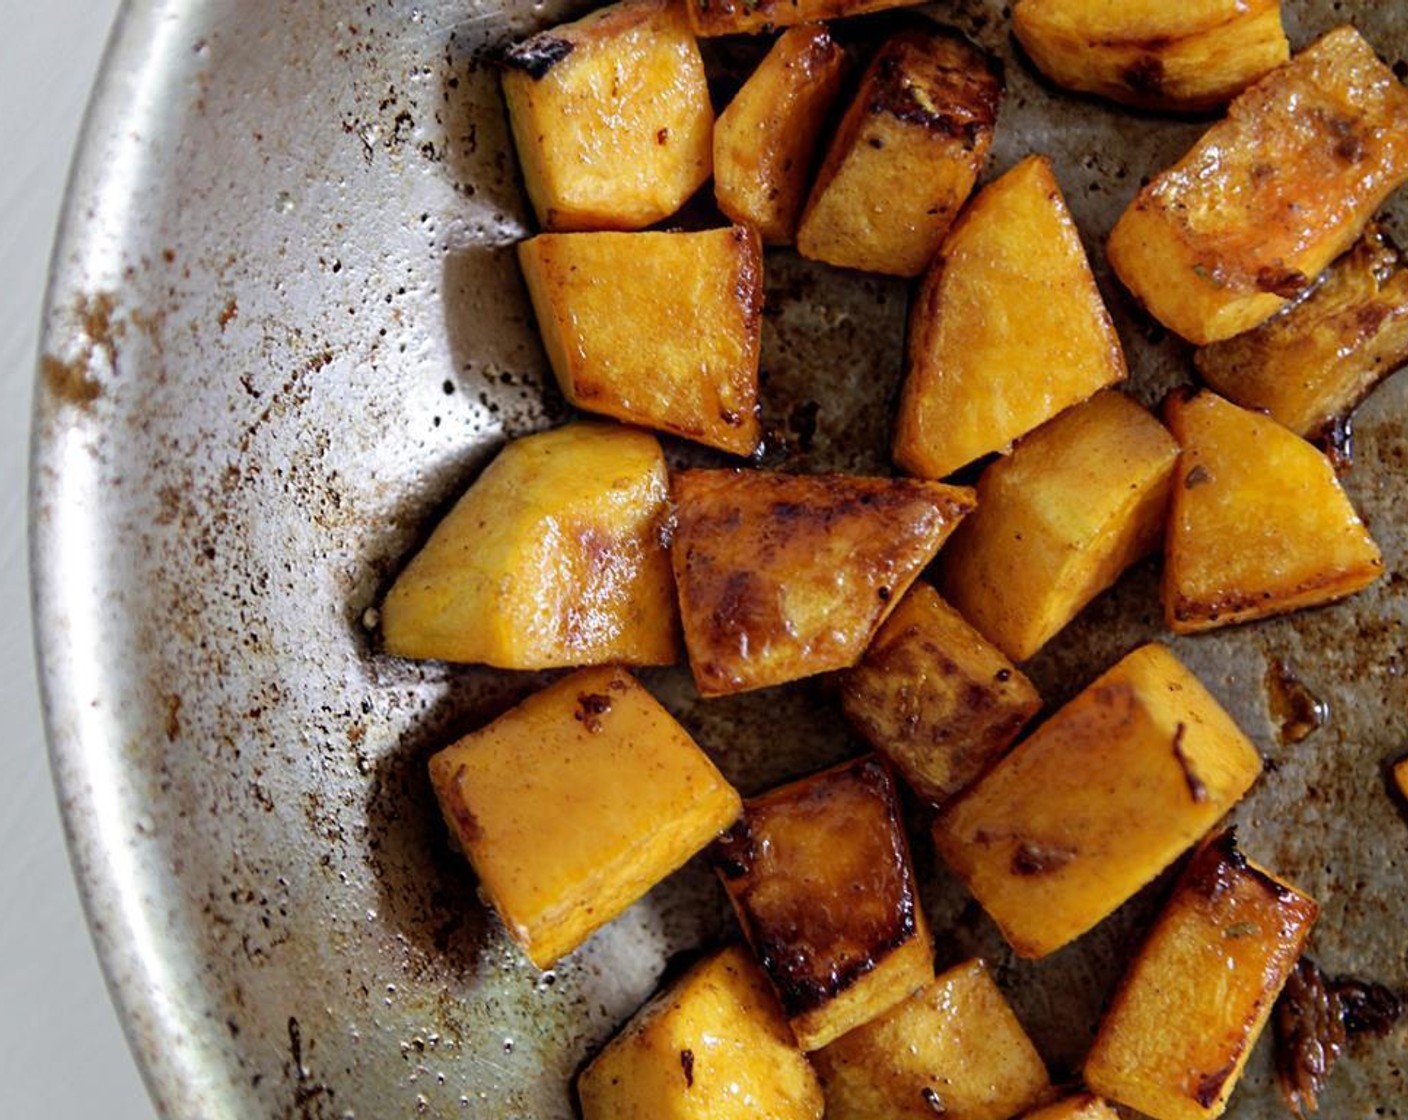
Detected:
[32,2,1407,1117]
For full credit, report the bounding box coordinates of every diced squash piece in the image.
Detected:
[712,756,933,1050]
[578,945,824,1120]
[1393,756,1408,802]
[502,0,712,230]
[428,666,740,968]
[688,0,923,39]
[714,25,850,246]
[1085,832,1318,1120]
[1012,0,1288,112]
[1195,223,1408,437]
[381,423,678,668]
[1107,26,1408,344]
[1162,389,1383,633]
[1021,1094,1121,1120]
[813,958,1051,1120]
[518,227,763,455]
[671,470,975,697]
[896,155,1127,478]
[938,390,1178,661]
[795,28,1003,278]
[933,643,1263,960]
[839,582,1041,806]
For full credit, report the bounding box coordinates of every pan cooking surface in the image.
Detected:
[34,2,1406,1116]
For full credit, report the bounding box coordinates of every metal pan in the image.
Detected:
[34,1,1406,1115]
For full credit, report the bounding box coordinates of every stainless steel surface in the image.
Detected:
[33,2,1406,1117]
[3,4,150,1118]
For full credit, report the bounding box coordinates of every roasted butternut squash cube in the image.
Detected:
[1394,756,1408,802]
[381,422,678,668]
[578,945,824,1120]
[688,0,923,39]
[839,582,1041,806]
[428,666,740,969]
[1085,832,1318,1120]
[1195,223,1408,438]
[933,643,1263,960]
[671,470,975,697]
[518,227,763,455]
[1107,26,1408,344]
[795,28,1003,278]
[813,958,1051,1120]
[1012,0,1288,112]
[1021,1094,1121,1120]
[712,756,933,1050]
[502,0,712,230]
[896,155,1127,479]
[938,390,1178,661]
[1162,390,1383,633]
[713,25,850,246]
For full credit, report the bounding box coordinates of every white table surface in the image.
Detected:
[2,2,155,1116]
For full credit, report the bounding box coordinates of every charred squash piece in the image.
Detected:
[1162,390,1383,633]
[671,469,975,697]
[688,0,923,39]
[714,24,850,246]
[578,945,824,1120]
[795,27,1003,278]
[518,226,763,456]
[712,756,933,1050]
[938,390,1178,662]
[1195,223,1408,438]
[381,422,678,668]
[812,958,1051,1120]
[1085,832,1318,1120]
[896,155,1127,479]
[1012,0,1289,112]
[1021,1095,1123,1120]
[839,582,1041,806]
[502,0,713,230]
[428,667,741,969]
[1107,26,1408,344]
[933,643,1263,960]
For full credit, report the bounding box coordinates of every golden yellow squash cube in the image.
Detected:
[518,227,763,455]
[1194,223,1408,438]
[671,469,975,697]
[813,958,1050,1120]
[839,582,1042,806]
[578,945,824,1120]
[1107,26,1408,344]
[714,25,850,246]
[1012,0,1288,112]
[381,422,679,668]
[1085,832,1318,1120]
[712,757,933,1050]
[933,643,1263,960]
[428,666,740,969]
[1393,756,1408,803]
[938,390,1179,662]
[896,155,1127,479]
[502,0,712,230]
[688,0,923,39]
[795,28,1003,278]
[1020,1094,1121,1120]
[1162,390,1383,634]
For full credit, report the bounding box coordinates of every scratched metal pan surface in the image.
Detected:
[33,0,1407,1116]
